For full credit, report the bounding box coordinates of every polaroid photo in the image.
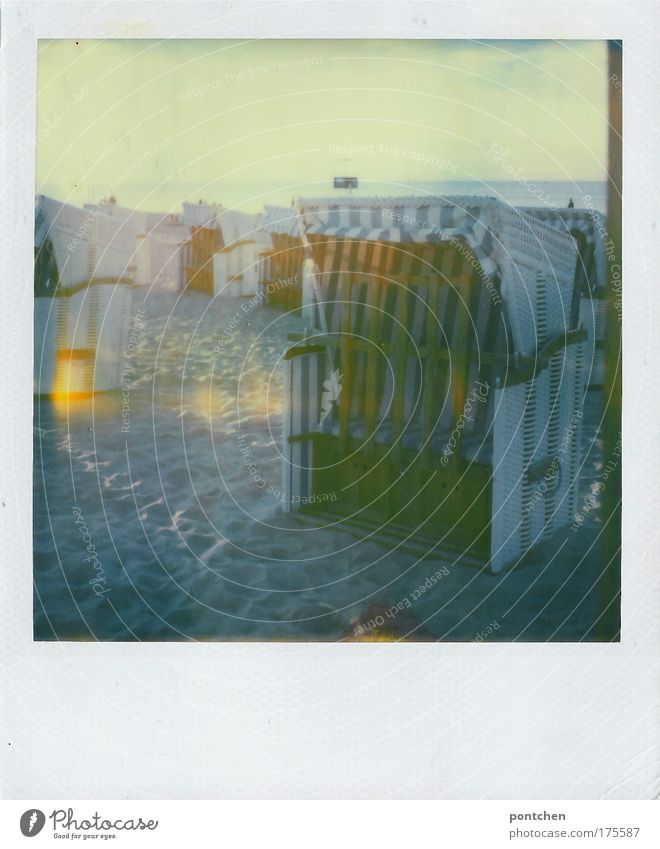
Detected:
[31,37,619,644]
[1,0,657,806]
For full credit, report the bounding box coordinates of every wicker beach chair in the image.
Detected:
[212,209,265,298]
[257,206,304,311]
[34,195,134,397]
[282,196,586,573]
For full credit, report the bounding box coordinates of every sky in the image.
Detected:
[36,39,609,213]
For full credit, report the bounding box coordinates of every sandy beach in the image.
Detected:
[33,289,607,642]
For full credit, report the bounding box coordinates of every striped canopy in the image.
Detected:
[297,195,577,288]
[260,205,301,238]
[181,201,220,229]
[296,195,579,357]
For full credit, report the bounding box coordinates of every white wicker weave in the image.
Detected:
[520,207,609,292]
[490,342,586,572]
[579,297,606,387]
[494,205,577,356]
[36,195,136,287]
[34,283,133,395]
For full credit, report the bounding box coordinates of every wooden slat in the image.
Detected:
[339,273,354,450]
[434,246,460,438]
[349,243,370,428]
[364,273,383,445]
[450,258,475,429]
[392,279,410,463]
[421,278,442,460]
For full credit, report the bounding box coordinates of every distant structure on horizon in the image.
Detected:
[333,176,358,191]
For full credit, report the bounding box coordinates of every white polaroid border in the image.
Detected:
[1,1,657,800]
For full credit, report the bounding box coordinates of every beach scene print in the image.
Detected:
[33,39,621,641]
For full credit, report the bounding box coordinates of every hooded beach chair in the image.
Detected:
[282,196,587,573]
[34,195,135,397]
[257,206,305,311]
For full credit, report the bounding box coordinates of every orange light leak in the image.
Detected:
[48,390,119,422]
[50,348,94,409]
[56,348,95,362]
[48,350,119,421]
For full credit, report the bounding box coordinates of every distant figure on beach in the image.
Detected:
[568,198,575,208]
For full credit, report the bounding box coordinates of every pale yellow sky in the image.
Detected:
[36,39,608,212]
